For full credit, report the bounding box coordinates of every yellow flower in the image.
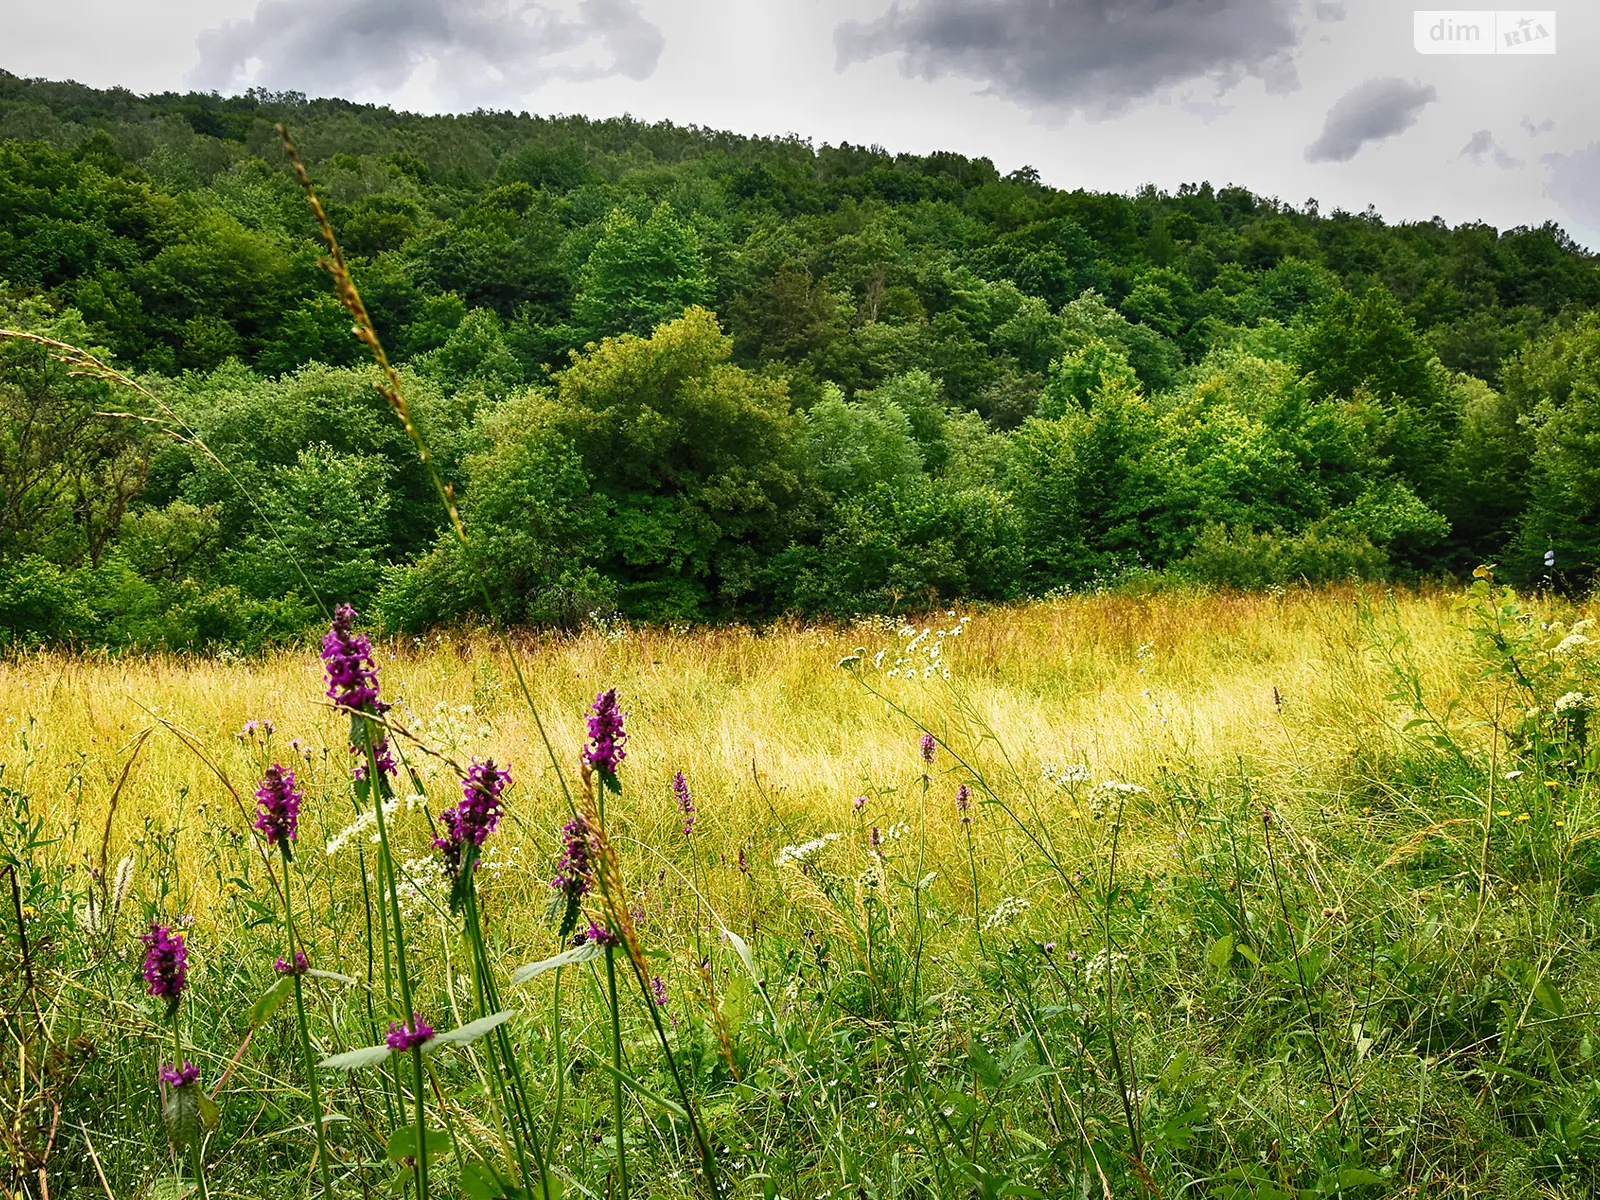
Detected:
[1497,809,1512,818]
[1514,813,1530,823]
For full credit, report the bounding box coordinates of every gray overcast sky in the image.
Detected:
[5,0,1598,246]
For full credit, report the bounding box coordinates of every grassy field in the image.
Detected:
[3,585,1598,1200]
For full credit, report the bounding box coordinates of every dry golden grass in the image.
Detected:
[0,587,1475,932]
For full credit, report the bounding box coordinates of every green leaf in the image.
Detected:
[162,1083,206,1149]
[723,927,758,981]
[426,1009,517,1050]
[458,1162,507,1200]
[510,942,603,985]
[1533,978,1567,1017]
[1337,1168,1386,1189]
[247,976,293,1027]
[969,1039,1003,1092]
[1234,942,1260,966]
[318,1043,394,1071]
[305,968,357,985]
[1208,934,1235,971]
[385,1124,450,1163]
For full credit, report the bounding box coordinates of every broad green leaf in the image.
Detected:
[319,1043,393,1071]
[1208,934,1235,971]
[247,976,293,1027]
[458,1161,506,1200]
[162,1083,205,1149]
[510,942,603,985]
[969,1039,1003,1092]
[723,927,758,981]
[385,1124,450,1163]
[427,1009,517,1049]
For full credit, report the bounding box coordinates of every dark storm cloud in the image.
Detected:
[1459,129,1522,169]
[834,0,1308,118]
[1545,142,1600,237]
[191,0,663,101]
[1304,76,1436,163]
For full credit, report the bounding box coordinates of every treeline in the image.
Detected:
[1,71,1597,647]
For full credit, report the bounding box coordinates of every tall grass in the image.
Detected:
[2,137,1597,1200]
[3,583,1598,1198]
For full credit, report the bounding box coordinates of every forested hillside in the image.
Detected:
[2,71,1597,646]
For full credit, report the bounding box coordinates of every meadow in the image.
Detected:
[3,584,1597,1200]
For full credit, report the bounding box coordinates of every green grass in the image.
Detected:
[1,583,1597,1199]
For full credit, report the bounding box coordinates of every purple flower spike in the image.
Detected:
[584,688,627,780]
[920,732,936,765]
[159,1061,200,1089]
[551,816,595,899]
[253,764,302,847]
[142,922,188,1002]
[274,951,310,976]
[386,1016,433,1051]
[674,771,695,836]
[650,975,668,1006]
[956,784,972,825]
[322,605,396,780]
[436,759,512,876]
[322,605,384,714]
[578,920,619,948]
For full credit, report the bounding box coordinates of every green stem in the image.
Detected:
[361,718,428,1200]
[547,967,565,1170]
[605,944,627,1200]
[280,844,336,1196]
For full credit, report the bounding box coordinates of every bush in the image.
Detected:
[1177,522,1387,588]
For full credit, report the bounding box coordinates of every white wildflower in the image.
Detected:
[775,832,842,868]
[1083,948,1128,986]
[1092,780,1149,796]
[1554,633,1592,656]
[983,895,1031,930]
[1555,691,1589,714]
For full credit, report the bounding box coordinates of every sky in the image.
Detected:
[5,0,1598,246]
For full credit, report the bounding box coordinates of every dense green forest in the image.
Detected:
[2,70,1598,647]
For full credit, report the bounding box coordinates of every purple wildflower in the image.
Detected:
[737,847,748,873]
[159,1061,200,1089]
[435,759,511,874]
[956,784,972,825]
[321,605,397,779]
[650,975,668,1006]
[853,795,867,813]
[386,1016,433,1051]
[578,920,619,948]
[141,922,188,1002]
[551,816,595,899]
[274,951,310,976]
[583,688,627,779]
[869,826,883,857]
[674,771,695,835]
[920,732,936,765]
[253,763,302,847]
[237,719,274,741]
[321,605,384,713]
